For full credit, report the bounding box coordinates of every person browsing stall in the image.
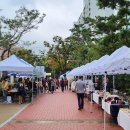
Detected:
[87,76,94,101]
[2,76,10,103]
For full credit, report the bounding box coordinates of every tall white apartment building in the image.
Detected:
[76,0,115,24]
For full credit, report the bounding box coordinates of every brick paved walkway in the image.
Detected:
[0,89,123,130]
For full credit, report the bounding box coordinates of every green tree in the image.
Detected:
[0,7,46,60]
[69,22,101,64]
[44,36,74,75]
[96,0,130,91]
[96,0,130,55]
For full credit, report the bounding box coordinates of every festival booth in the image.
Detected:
[89,46,130,105]
[0,54,34,103]
[66,46,130,130]
[94,46,130,75]
[89,46,130,130]
[102,47,130,130]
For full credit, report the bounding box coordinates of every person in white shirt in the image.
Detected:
[87,76,94,101]
[71,79,76,92]
[84,77,89,88]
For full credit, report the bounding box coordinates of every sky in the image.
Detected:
[0,0,83,54]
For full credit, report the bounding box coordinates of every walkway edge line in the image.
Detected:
[0,103,30,128]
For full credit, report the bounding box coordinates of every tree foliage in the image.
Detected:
[95,0,130,55]
[43,36,74,75]
[0,7,45,60]
[12,48,41,65]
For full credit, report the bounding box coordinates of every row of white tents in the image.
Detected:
[66,46,130,130]
[66,45,130,77]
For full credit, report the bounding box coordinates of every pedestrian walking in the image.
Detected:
[64,77,68,90]
[48,77,52,93]
[56,78,60,89]
[42,78,47,93]
[87,76,94,113]
[60,78,65,92]
[50,78,56,94]
[75,76,86,110]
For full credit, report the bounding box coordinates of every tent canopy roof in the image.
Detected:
[0,54,34,72]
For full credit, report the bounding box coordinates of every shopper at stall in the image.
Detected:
[94,77,100,90]
[17,78,26,104]
[106,77,111,92]
[75,76,86,110]
[2,76,10,103]
[87,76,94,101]
[71,78,76,92]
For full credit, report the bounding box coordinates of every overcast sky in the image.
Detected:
[0,0,83,54]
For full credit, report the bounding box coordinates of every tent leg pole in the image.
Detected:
[31,76,34,104]
[90,74,93,113]
[113,75,115,94]
[103,72,107,130]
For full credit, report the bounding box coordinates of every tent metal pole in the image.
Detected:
[90,74,93,113]
[37,77,39,97]
[31,76,34,103]
[103,72,107,130]
[113,75,115,94]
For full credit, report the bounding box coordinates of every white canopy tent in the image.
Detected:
[66,67,80,77]
[93,46,129,75]
[86,55,109,75]
[80,60,98,75]
[67,55,109,76]
[72,65,86,76]
[106,48,130,74]
[65,46,130,130]
[0,54,35,103]
[0,54,34,72]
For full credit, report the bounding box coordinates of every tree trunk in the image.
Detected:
[1,49,7,60]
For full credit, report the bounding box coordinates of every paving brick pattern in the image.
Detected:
[0,89,123,130]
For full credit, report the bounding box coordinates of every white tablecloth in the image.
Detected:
[102,100,111,114]
[117,109,130,130]
[8,88,18,92]
[93,93,102,104]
